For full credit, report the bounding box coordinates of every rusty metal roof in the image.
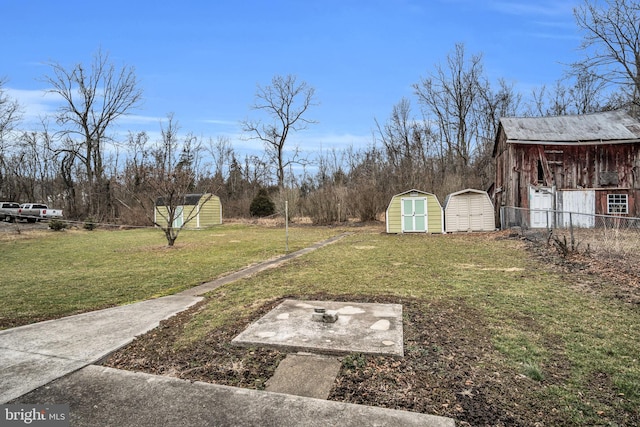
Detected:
[500,109,640,145]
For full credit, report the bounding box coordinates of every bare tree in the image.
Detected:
[44,49,142,218]
[573,0,640,114]
[0,78,20,140]
[569,71,608,113]
[242,74,317,189]
[413,43,486,171]
[124,114,212,246]
[0,78,21,199]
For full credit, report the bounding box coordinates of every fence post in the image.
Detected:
[569,212,575,251]
[285,200,289,253]
[546,210,550,231]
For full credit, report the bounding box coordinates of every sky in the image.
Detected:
[0,0,584,160]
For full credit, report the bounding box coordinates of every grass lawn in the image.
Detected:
[2,223,639,424]
[171,230,640,426]
[0,223,341,328]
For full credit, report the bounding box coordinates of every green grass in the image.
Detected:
[0,223,340,327]
[179,231,640,425]
[2,225,639,424]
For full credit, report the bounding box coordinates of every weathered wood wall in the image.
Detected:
[494,128,640,217]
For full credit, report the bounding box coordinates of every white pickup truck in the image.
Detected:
[0,201,21,222]
[17,203,64,222]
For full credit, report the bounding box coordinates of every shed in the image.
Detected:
[385,189,444,233]
[444,189,495,232]
[154,193,222,229]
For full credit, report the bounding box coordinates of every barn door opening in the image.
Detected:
[529,186,554,228]
[402,197,427,232]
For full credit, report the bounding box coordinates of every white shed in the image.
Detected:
[444,189,495,232]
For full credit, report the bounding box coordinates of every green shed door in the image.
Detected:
[402,197,427,232]
[173,206,184,228]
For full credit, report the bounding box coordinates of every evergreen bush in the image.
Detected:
[250,188,275,217]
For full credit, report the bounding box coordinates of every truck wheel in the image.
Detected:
[27,218,36,223]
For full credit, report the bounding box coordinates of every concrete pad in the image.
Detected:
[0,295,201,359]
[265,353,342,399]
[11,365,455,427]
[0,295,202,403]
[0,350,87,404]
[232,299,404,357]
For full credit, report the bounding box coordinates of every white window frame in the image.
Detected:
[607,194,628,214]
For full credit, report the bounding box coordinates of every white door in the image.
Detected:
[529,186,554,228]
[452,196,470,231]
[402,198,427,232]
[172,206,184,228]
[558,190,595,228]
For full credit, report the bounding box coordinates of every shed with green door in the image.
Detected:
[385,189,444,234]
[154,193,222,229]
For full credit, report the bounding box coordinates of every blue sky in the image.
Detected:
[1,0,582,157]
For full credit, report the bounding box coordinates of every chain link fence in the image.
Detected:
[500,206,640,258]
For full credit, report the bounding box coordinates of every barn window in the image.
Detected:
[607,194,628,214]
[537,161,544,183]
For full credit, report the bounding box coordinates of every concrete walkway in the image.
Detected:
[0,295,202,404]
[1,232,455,426]
[12,365,454,427]
[1,233,348,404]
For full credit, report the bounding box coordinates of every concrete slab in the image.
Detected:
[0,295,202,403]
[265,353,342,399]
[0,350,88,404]
[232,299,404,357]
[0,295,201,359]
[10,365,455,427]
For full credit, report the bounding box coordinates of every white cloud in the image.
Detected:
[6,88,59,124]
[201,118,239,126]
[117,114,168,126]
[489,0,574,17]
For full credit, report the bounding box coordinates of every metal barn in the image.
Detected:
[385,189,444,234]
[444,189,495,232]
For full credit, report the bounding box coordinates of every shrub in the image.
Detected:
[250,189,275,217]
[84,217,97,231]
[48,219,68,231]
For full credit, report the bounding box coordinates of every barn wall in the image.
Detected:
[594,189,640,217]
[496,142,640,211]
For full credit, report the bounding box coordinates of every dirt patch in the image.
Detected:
[102,292,596,426]
[519,230,640,305]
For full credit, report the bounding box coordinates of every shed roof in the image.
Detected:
[391,189,436,198]
[499,109,640,146]
[155,193,207,207]
[443,188,489,208]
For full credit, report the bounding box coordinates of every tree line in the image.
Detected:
[0,0,638,228]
